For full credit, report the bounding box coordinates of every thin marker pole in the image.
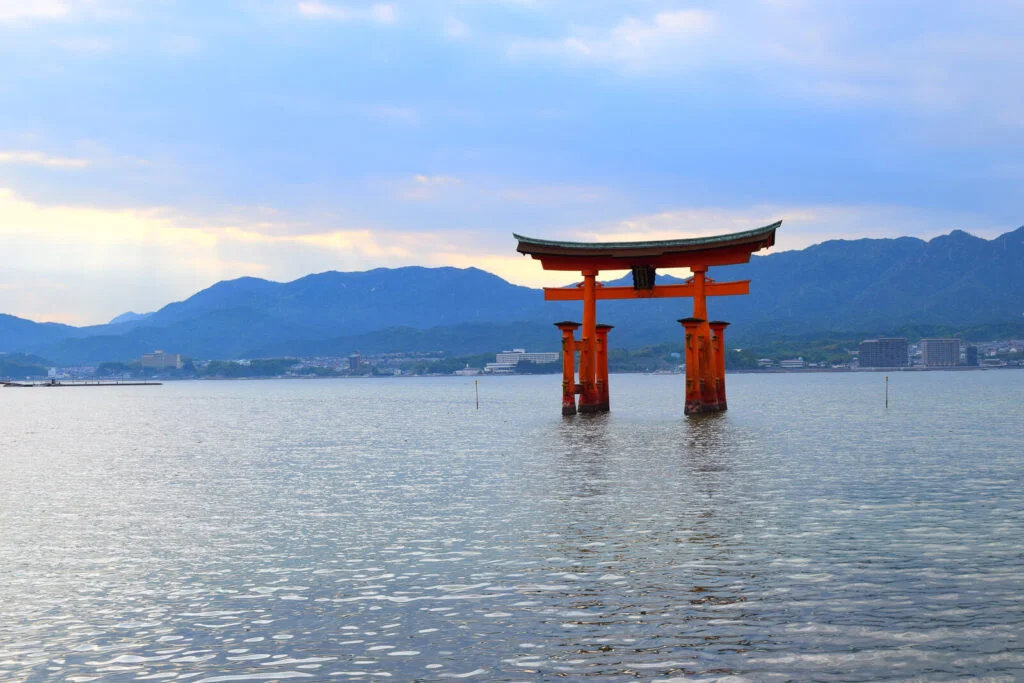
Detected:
[885,376,888,409]
[475,379,479,409]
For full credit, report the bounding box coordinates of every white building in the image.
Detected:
[779,357,807,369]
[141,351,183,370]
[484,362,517,374]
[495,348,558,365]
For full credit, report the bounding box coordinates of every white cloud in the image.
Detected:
[444,16,469,40]
[413,174,460,186]
[297,1,396,24]
[400,174,462,200]
[297,1,349,19]
[0,0,71,21]
[509,9,715,69]
[571,203,1005,255]
[497,3,1024,132]
[0,150,90,168]
[0,0,125,23]
[394,175,612,207]
[368,3,395,24]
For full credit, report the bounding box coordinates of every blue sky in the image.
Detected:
[1,0,1022,324]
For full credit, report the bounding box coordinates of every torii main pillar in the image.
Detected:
[514,221,780,416]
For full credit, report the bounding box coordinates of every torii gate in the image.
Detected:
[514,221,780,416]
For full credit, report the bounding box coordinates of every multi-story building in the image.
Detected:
[965,346,979,367]
[921,339,960,367]
[779,358,806,369]
[495,349,558,365]
[141,350,182,370]
[858,338,908,368]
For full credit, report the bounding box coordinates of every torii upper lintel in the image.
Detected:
[514,220,779,271]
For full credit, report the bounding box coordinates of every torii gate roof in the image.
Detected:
[515,220,780,271]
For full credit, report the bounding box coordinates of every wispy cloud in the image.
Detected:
[0,150,90,169]
[570,203,1004,254]
[297,1,397,24]
[400,174,462,200]
[395,175,610,207]
[443,16,469,40]
[498,3,1024,131]
[0,0,72,22]
[509,9,715,69]
[0,0,126,23]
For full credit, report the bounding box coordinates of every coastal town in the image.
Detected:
[4,336,1020,383]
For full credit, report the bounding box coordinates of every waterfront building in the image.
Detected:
[859,338,908,368]
[965,345,979,367]
[921,338,960,367]
[483,362,517,374]
[495,348,558,365]
[779,357,806,369]
[141,350,183,370]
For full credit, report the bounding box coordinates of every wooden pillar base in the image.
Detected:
[562,385,578,416]
[577,381,603,413]
[686,399,724,415]
[555,321,581,416]
[679,316,726,416]
[594,324,613,413]
[709,320,730,412]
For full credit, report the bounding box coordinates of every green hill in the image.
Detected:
[1,226,1021,363]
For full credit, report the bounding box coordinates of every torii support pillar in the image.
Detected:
[679,317,709,415]
[577,270,603,414]
[709,320,730,411]
[595,324,613,412]
[555,321,580,416]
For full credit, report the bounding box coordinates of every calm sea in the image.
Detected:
[1,371,1022,681]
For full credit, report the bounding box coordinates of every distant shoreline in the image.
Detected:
[63,364,1017,382]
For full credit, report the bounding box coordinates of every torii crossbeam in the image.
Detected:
[514,221,780,416]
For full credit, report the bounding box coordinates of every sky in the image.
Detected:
[1,0,1023,325]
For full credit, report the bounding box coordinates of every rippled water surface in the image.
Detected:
[1,372,1022,681]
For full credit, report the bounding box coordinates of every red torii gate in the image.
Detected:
[514,221,780,416]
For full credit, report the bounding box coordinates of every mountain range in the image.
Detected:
[2,227,1022,364]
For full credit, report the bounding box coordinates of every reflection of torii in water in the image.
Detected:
[514,221,780,416]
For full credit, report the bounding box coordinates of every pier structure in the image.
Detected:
[515,221,780,415]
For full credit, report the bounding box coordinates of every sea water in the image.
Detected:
[1,371,1022,680]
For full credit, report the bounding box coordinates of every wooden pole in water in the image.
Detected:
[475,380,479,409]
[885,376,888,408]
